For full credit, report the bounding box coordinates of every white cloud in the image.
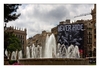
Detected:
[7,4,94,39]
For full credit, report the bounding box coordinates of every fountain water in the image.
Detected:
[31,44,36,58]
[56,43,61,58]
[18,50,22,59]
[5,33,80,60]
[72,45,80,58]
[44,34,49,57]
[5,49,8,57]
[11,51,17,60]
[56,43,80,58]
[67,44,74,58]
[5,49,10,59]
[26,46,30,58]
[35,45,38,58]
[43,33,81,58]
[4,33,88,65]
[40,46,42,58]
[25,44,42,59]
[37,45,40,58]
[61,44,67,58]
[44,34,56,58]
[7,33,80,59]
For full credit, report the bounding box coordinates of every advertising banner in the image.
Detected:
[57,23,84,51]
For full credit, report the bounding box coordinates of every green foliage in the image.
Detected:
[4,31,10,49]
[4,32,22,53]
[9,60,17,65]
[4,4,21,23]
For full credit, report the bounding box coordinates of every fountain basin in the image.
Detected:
[19,58,89,65]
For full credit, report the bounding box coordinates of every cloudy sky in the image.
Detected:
[7,4,94,39]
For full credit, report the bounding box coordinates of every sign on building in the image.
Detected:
[57,23,84,52]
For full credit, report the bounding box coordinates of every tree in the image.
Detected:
[4,31,10,50]
[7,33,22,52]
[4,4,21,58]
[4,32,22,59]
[4,4,21,23]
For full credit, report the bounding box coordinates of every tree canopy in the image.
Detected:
[4,4,21,23]
[4,32,22,53]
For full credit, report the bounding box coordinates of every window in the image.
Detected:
[89,46,91,49]
[22,36,24,39]
[94,35,96,38]
[90,39,91,44]
[19,35,20,38]
[90,35,92,39]
[88,39,90,44]
[88,39,89,44]
[94,29,96,33]
[89,32,90,35]
[23,41,24,44]
[20,35,21,38]
[20,35,22,38]
[94,42,96,46]
[89,28,92,30]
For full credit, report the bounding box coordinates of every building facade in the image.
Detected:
[4,26,27,58]
[51,19,94,58]
[91,4,96,57]
[86,20,92,57]
[51,4,96,58]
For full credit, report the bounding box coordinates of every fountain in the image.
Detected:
[44,34,49,57]
[40,46,42,58]
[44,34,56,58]
[24,33,80,59]
[5,49,9,59]
[61,44,67,58]
[36,45,40,58]
[26,46,30,58]
[25,44,43,58]
[5,49,8,57]
[67,44,80,58]
[11,51,17,60]
[67,44,75,58]
[7,33,89,65]
[18,50,22,59]
[4,33,89,65]
[31,44,36,58]
[6,50,23,60]
[72,45,80,58]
